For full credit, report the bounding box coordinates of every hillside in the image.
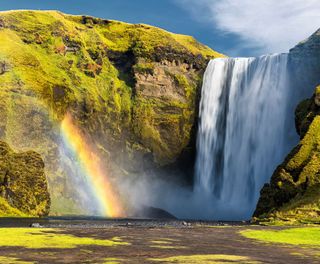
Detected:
[0,10,223,215]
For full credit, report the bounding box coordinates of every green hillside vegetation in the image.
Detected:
[0,10,222,215]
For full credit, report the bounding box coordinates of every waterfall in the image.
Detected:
[195,54,291,220]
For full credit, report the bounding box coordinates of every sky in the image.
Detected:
[0,0,319,57]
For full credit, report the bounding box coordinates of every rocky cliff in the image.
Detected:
[254,29,320,224]
[0,141,50,216]
[289,28,320,93]
[0,10,223,214]
[254,86,320,224]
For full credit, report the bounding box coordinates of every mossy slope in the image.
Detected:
[254,85,320,224]
[0,10,223,214]
[0,141,50,216]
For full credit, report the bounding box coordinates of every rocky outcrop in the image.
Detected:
[290,29,320,59]
[253,27,320,224]
[289,28,320,92]
[0,10,223,214]
[254,85,320,224]
[0,141,50,216]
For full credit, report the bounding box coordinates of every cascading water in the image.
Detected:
[195,54,292,220]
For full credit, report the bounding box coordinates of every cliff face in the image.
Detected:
[254,28,320,224]
[289,28,320,93]
[0,141,50,216]
[0,10,223,214]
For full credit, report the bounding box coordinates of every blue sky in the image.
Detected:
[0,0,319,57]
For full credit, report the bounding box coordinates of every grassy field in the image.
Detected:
[241,227,320,247]
[0,225,319,263]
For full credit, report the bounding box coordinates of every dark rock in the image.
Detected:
[0,61,10,75]
[133,206,177,220]
[0,18,5,28]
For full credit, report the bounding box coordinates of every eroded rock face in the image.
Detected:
[0,141,50,216]
[254,86,320,224]
[133,58,201,164]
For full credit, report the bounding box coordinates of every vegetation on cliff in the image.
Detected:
[0,10,223,214]
[254,85,320,224]
[0,141,50,216]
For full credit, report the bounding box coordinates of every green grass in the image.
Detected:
[149,254,260,263]
[150,245,187,249]
[150,239,187,249]
[0,228,129,249]
[241,228,320,247]
[151,240,172,244]
[0,256,34,264]
[103,258,122,264]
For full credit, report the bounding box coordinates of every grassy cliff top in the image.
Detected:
[0,10,223,58]
[0,10,223,120]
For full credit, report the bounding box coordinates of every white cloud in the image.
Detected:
[175,0,320,54]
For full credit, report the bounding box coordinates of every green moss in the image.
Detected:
[134,62,155,75]
[286,116,320,171]
[0,197,27,217]
[133,97,193,164]
[0,11,133,124]
[0,141,50,216]
[0,228,129,248]
[241,228,320,247]
[149,254,259,263]
[95,19,222,58]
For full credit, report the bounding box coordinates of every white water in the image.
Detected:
[195,54,291,219]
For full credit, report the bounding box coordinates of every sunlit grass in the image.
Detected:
[0,197,27,217]
[241,228,320,247]
[0,228,129,249]
[149,254,260,263]
[150,245,187,249]
[0,256,34,264]
[103,258,122,264]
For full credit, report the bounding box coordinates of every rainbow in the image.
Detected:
[60,112,125,217]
